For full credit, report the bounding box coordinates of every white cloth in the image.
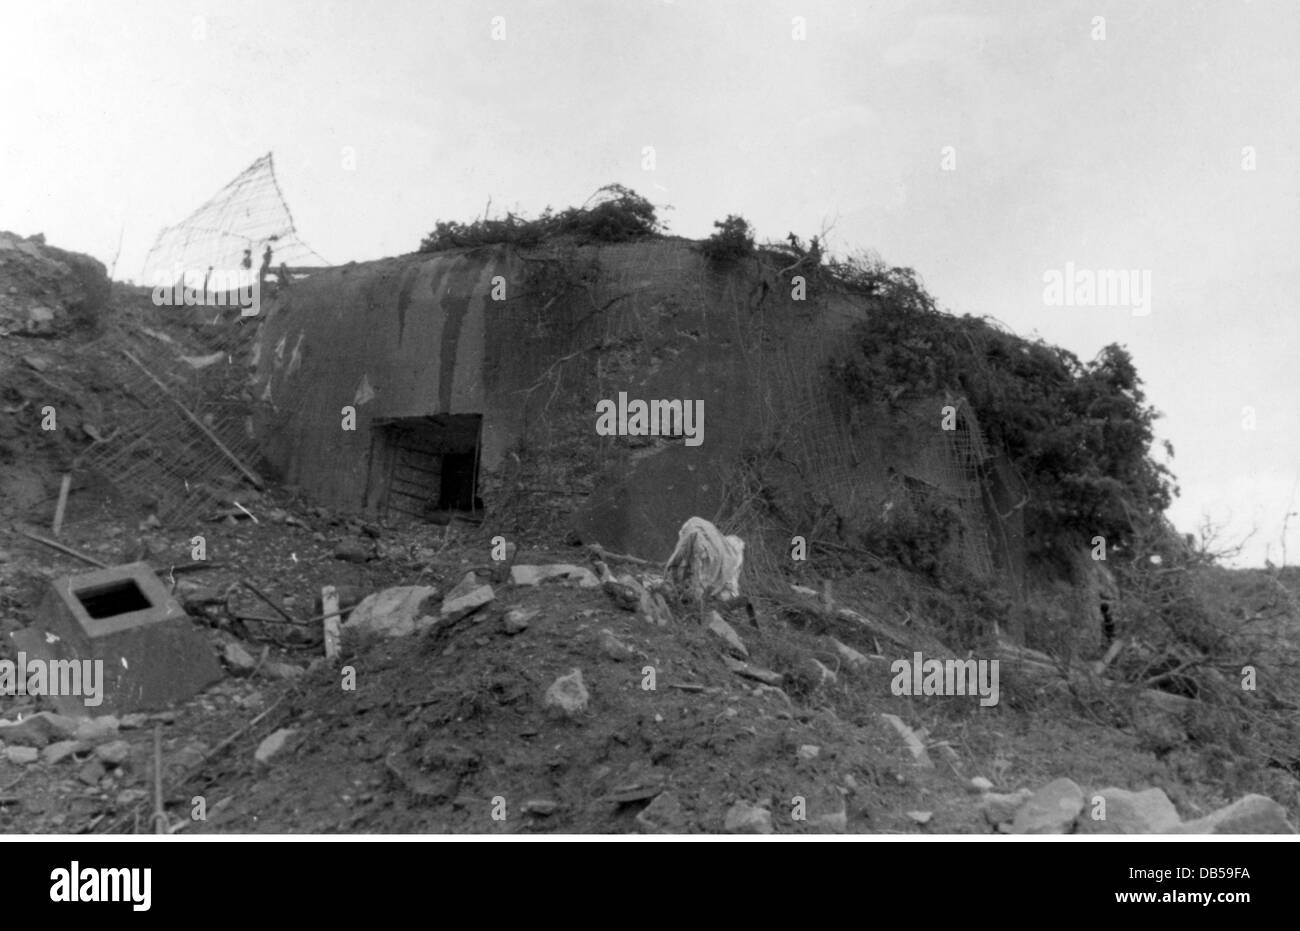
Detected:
[664,517,745,600]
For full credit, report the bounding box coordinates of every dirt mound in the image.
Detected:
[0,231,109,337]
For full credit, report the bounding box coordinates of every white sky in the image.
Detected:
[2,0,1297,566]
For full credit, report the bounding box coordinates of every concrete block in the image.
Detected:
[11,562,221,717]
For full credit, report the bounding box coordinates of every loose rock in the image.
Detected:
[502,608,537,635]
[511,564,600,588]
[706,611,749,658]
[980,789,1034,827]
[222,641,257,676]
[724,800,774,834]
[255,728,298,765]
[343,586,439,639]
[1011,778,1084,834]
[636,792,688,834]
[4,746,38,765]
[543,669,589,716]
[0,712,79,748]
[94,740,132,767]
[441,575,495,623]
[1076,787,1180,834]
[1174,794,1296,834]
[598,628,635,662]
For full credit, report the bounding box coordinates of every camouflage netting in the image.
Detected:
[141,153,328,286]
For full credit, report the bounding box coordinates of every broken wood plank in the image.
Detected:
[121,349,265,490]
[16,528,107,568]
[587,543,656,567]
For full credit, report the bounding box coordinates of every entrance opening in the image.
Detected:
[371,414,484,524]
[76,579,152,620]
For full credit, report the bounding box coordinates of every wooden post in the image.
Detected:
[51,473,72,537]
[321,585,341,661]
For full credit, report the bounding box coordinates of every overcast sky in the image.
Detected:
[2,0,1297,566]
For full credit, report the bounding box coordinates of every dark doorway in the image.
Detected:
[370,414,483,523]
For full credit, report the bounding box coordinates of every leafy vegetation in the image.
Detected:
[824,256,1175,562]
[699,214,756,263]
[418,184,662,253]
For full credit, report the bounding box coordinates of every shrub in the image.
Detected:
[824,255,1175,562]
[418,184,662,253]
[699,214,755,263]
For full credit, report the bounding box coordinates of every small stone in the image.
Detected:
[598,628,635,662]
[510,564,600,588]
[723,656,783,686]
[4,746,38,765]
[908,810,933,825]
[333,539,371,563]
[222,641,257,676]
[968,776,995,793]
[981,789,1034,826]
[78,760,106,785]
[706,611,749,658]
[441,576,495,623]
[0,711,79,747]
[41,740,86,765]
[502,608,537,635]
[637,792,687,834]
[73,716,120,744]
[255,728,298,765]
[115,788,148,807]
[1011,778,1085,834]
[797,745,821,761]
[94,740,131,767]
[812,799,849,833]
[118,714,149,730]
[521,799,558,816]
[543,669,589,716]
[724,800,774,834]
[828,637,871,670]
[262,662,305,680]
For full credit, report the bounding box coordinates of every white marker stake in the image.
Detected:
[52,473,72,537]
[321,585,341,661]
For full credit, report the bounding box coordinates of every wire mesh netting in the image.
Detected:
[76,315,264,527]
[140,152,328,286]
